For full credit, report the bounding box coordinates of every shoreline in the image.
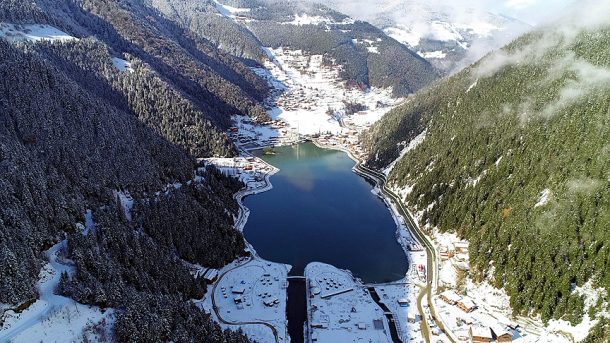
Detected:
[221,140,440,343]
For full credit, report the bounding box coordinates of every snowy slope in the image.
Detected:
[0,23,77,43]
[0,242,114,343]
[313,0,530,73]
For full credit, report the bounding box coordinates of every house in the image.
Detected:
[407,312,417,323]
[492,326,514,342]
[232,286,246,294]
[470,326,493,343]
[439,290,462,305]
[453,241,469,254]
[457,297,477,313]
[398,298,409,307]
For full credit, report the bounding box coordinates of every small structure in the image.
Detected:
[457,297,477,313]
[439,290,462,305]
[232,286,246,294]
[398,298,409,307]
[263,298,278,307]
[453,241,469,254]
[407,312,417,323]
[357,322,367,330]
[470,326,493,343]
[203,269,219,282]
[492,327,514,342]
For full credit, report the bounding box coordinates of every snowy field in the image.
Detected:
[0,241,114,343]
[305,263,393,343]
[0,23,77,43]
[111,57,133,73]
[251,47,402,136]
[199,259,290,343]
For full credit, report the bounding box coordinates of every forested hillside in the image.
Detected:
[0,38,249,341]
[219,0,438,96]
[0,0,272,340]
[363,17,610,341]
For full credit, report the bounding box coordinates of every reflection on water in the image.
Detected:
[244,143,408,283]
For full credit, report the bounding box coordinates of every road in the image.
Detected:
[209,258,280,343]
[207,150,283,343]
[353,161,456,343]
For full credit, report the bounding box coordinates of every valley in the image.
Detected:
[0,1,609,343]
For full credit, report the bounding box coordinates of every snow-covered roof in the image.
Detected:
[452,241,469,249]
[470,326,492,338]
[459,297,477,309]
[440,290,462,303]
[232,286,246,294]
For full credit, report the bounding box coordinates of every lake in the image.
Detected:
[244,142,408,283]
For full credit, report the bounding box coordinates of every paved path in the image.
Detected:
[210,258,280,343]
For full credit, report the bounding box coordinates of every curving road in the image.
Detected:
[210,258,280,343]
[313,139,455,343]
[354,163,456,343]
[208,149,283,343]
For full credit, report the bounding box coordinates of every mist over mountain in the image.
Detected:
[310,0,532,73]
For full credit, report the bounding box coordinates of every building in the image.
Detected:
[492,326,514,342]
[398,298,409,307]
[407,312,417,323]
[452,241,469,254]
[203,269,218,283]
[232,286,246,294]
[439,290,462,305]
[470,326,493,343]
[457,297,477,313]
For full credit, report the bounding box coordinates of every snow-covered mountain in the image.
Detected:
[313,0,531,73]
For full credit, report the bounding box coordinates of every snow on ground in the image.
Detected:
[115,190,134,221]
[0,242,114,343]
[429,228,599,343]
[534,188,551,208]
[284,14,354,26]
[373,283,422,342]
[286,14,328,26]
[384,25,422,48]
[0,23,77,43]
[111,57,134,73]
[252,47,401,136]
[305,262,392,343]
[201,156,276,191]
[214,0,251,19]
[466,79,479,93]
[198,258,290,343]
[418,50,447,59]
[383,129,427,175]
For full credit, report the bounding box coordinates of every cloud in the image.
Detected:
[504,0,538,10]
[474,1,610,78]
[541,55,610,118]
